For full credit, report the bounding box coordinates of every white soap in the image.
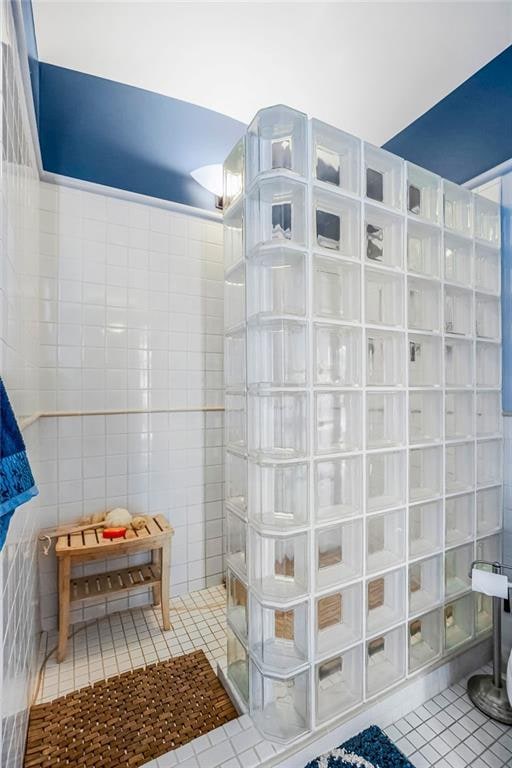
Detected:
[471,568,509,599]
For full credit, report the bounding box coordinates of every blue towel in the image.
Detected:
[0,377,38,548]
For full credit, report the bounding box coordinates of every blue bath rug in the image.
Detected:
[305,725,414,768]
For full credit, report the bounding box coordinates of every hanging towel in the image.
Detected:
[0,377,38,549]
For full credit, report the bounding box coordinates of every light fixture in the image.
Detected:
[191,163,223,209]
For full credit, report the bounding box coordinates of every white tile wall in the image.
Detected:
[0,1,41,766]
[36,184,225,630]
[38,183,223,413]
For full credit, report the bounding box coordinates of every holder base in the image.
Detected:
[468,674,512,725]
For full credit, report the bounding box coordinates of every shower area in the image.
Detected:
[223,105,503,743]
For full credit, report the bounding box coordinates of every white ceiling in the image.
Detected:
[32,1,512,146]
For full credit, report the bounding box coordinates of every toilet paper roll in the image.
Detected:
[472,567,509,599]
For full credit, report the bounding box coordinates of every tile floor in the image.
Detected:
[36,586,512,768]
[387,664,512,768]
[37,585,227,702]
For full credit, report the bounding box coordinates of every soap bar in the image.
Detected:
[102,527,127,539]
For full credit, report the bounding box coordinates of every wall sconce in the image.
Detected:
[191,163,223,210]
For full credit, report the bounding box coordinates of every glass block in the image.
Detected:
[474,194,500,246]
[407,220,441,278]
[443,181,472,235]
[445,493,474,547]
[475,244,500,295]
[409,555,443,614]
[223,138,244,211]
[364,144,403,210]
[445,391,473,441]
[364,205,404,269]
[477,439,502,487]
[225,393,246,451]
[249,392,307,459]
[248,319,307,388]
[247,105,307,184]
[227,569,248,640]
[367,451,406,512]
[366,392,405,449]
[475,293,500,340]
[476,533,501,565]
[366,508,406,573]
[246,177,307,253]
[315,583,363,657]
[445,339,473,388]
[315,456,362,523]
[251,529,308,601]
[409,334,442,387]
[365,268,404,327]
[366,568,406,635]
[444,595,473,651]
[312,118,361,195]
[225,262,245,330]
[444,286,473,337]
[227,626,249,703]
[409,446,442,502]
[408,609,442,673]
[226,509,247,577]
[314,324,362,387]
[446,442,474,494]
[407,163,441,223]
[224,202,243,271]
[249,460,309,531]
[316,645,363,724]
[445,544,472,598]
[226,451,247,514]
[250,596,309,673]
[366,625,406,697]
[366,330,404,387]
[477,486,502,536]
[316,519,363,589]
[407,277,441,333]
[476,342,501,388]
[409,391,442,445]
[247,247,306,319]
[409,500,443,559]
[476,391,501,437]
[225,329,246,391]
[475,592,492,635]
[315,391,362,454]
[444,233,472,287]
[313,256,361,322]
[313,188,360,258]
[251,665,309,742]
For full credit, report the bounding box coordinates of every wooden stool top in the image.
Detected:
[56,514,173,558]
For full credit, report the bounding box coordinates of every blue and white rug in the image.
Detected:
[305,725,414,768]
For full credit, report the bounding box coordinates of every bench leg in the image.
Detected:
[151,548,161,606]
[57,556,71,662]
[161,540,171,631]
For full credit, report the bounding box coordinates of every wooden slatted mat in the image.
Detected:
[24,650,238,768]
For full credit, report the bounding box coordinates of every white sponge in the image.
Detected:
[104,507,132,528]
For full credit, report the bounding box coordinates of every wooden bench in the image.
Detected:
[55,514,173,662]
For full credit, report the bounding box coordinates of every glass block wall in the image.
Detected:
[223,105,502,743]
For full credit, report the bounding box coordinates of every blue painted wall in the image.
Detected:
[38,63,245,210]
[502,172,512,412]
[384,45,512,184]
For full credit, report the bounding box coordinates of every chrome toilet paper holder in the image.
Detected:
[468,559,512,724]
